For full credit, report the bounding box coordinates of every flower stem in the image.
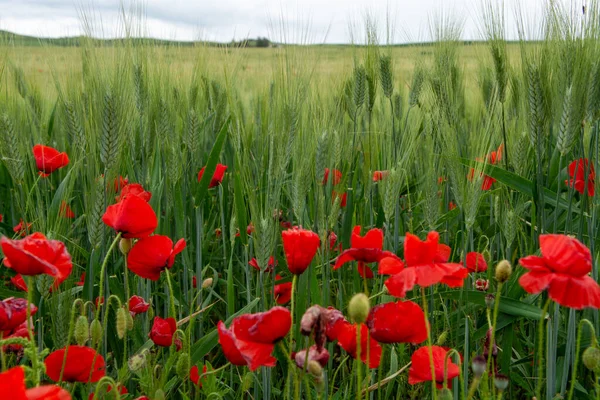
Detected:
[96,233,122,321]
[568,318,597,400]
[535,298,552,400]
[421,287,438,400]
[356,324,362,400]
[26,276,40,386]
[466,377,481,400]
[289,275,300,400]
[165,269,177,319]
[487,283,503,387]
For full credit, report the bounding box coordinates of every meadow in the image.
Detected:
[0,2,599,400]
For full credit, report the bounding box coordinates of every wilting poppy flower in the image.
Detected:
[335,321,382,368]
[198,164,228,188]
[3,320,31,352]
[0,298,37,332]
[33,145,69,177]
[292,345,330,368]
[217,321,275,370]
[274,274,292,305]
[102,195,158,239]
[190,365,208,387]
[249,256,277,273]
[10,274,27,292]
[465,252,487,273]
[45,346,105,383]
[75,273,85,287]
[408,346,460,388]
[334,226,399,278]
[0,366,72,400]
[282,228,321,275]
[475,278,489,291]
[519,234,600,309]
[323,168,342,186]
[382,231,464,298]
[299,305,345,350]
[149,317,178,347]
[129,295,150,316]
[13,220,32,237]
[59,201,75,219]
[1,233,72,285]
[566,158,595,196]
[373,171,389,182]
[88,385,127,400]
[366,300,427,344]
[117,183,152,203]
[127,235,186,280]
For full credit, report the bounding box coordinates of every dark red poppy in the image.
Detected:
[129,295,150,316]
[0,298,36,332]
[10,274,27,292]
[192,276,197,288]
[117,183,152,202]
[102,195,158,239]
[215,228,222,238]
[1,233,72,285]
[323,168,342,185]
[13,220,32,237]
[198,164,228,188]
[335,321,382,368]
[373,171,389,182]
[88,384,127,400]
[465,252,487,273]
[0,214,2,223]
[408,346,460,388]
[382,231,464,298]
[76,273,85,287]
[274,274,292,304]
[0,366,72,400]
[190,365,208,387]
[328,231,339,251]
[59,201,75,219]
[519,234,600,309]
[127,235,186,280]
[281,227,321,275]
[45,345,105,383]
[448,201,456,211]
[292,345,330,369]
[566,158,595,196]
[33,145,69,177]
[149,317,178,347]
[249,256,276,273]
[366,300,427,344]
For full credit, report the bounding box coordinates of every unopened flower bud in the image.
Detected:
[307,360,323,378]
[127,312,134,331]
[472,355,486,378]
[90,319,103,346]
[475,278,489,292]
[495,260,512,283]
[436,331,448,346]
[128,352,146,372]
[439,388,453,400]
[74,316,89,346]
[202,278,213,289]
[119,238,133,255]
[176,352,191,379]
[154,389,165,400]
[348,293,370,324]
[485,294,495,309]
[583,347,600,371]
[494,374,509,391]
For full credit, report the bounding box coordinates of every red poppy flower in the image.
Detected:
[192,276,197,288]
[33,145,69,177]
[448,201,456,211]
[102,195,158,239]
[566,158,595,196]
[190,365,208,387]
[0,366,72,400]
[217,321,276,371]
[10,274,28,292]
[292,345,330,369]
[112,176,129,192]
[88,385,127,400]
[1,233,72,285]
[333,191,347,207]
[215,228,222,238]
[408,346,460,388]
[282,227,321,275]
[366,300,427,344]
[76,273,85,287]
[13,220,32,237]
[249,256,276,273]
[334,226,399,278]
[328,231,339,251]
[465,252,487,273]
[519,234,600,309]
[3,320,31,352]
[149,317,178,347]
[335,321,382,368]
[95,297,104,309]
[0,298,36,332]
[468,144,503,191]
[117,183,152,202]
[129,295,150,316]
[58,201,75,219]
[198,164,228,188]
[372,171,389,182]
[323,168,342,185]
[0,214,2,223]
[127,235,186,280]
[45,346,105,383]
[274,274,292,305]
[382,231,464,298]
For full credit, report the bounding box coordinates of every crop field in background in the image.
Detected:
[1,1,600,400]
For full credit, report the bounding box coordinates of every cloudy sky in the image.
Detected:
[0,0,581,44]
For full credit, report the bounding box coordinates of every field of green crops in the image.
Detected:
[1,2,600,400]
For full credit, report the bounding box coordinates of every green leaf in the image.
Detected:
[439,290,543,320]
[195,117,230,207]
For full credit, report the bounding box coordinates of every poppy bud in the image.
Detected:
[176,352,191,379]
[436,331,448,346]
[127,312,134,331]
[128,352,146,372]
[439,388,453,400]
[307,360,323,378]
[117,307,128,339]
[583,347,600,371]
[494,374,509,391]
[74,315,89,346]
[348,293,370,324]
[471,355,486,378]
[119,238,133,255]
[154,389,165,400]
[90,318,103,346]
[495,260,512,283]
[485,294,495,309]
[202,278,213,289]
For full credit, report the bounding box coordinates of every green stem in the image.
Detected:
[568,319,597,400]
[289,275,300,400]
[0,332,5,371]
[535,298,552,400]
[421,287,438,400]
[96,233,122,321]
[487,283,503,385]
[377,343,385,400]
[356,324,362,400]
[165,269,177,319]
[26,276,40,386]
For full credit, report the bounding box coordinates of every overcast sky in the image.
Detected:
[0,0,581,44]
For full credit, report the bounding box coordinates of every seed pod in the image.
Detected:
[439,388,453,400]
[90,319,103,346]
[471,355,486,377]
[348,293,370,324]
[485,294,495,309]
[494,374,509,391]
[116,307,127,339]
[119,238,133,255]
[583,347,600,371]
[74,316,89,346]
[495,260,512,283]
[201,278,213,289]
